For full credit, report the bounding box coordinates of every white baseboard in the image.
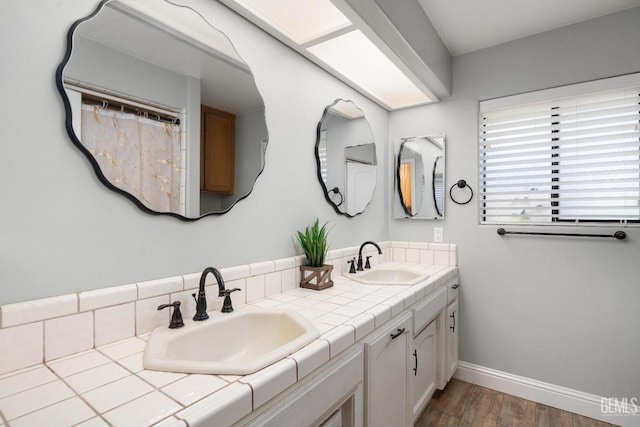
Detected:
[453,361,640,427]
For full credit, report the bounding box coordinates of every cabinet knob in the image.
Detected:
[451,284,460,290]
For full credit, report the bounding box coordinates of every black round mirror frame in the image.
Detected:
[55,0,267,221]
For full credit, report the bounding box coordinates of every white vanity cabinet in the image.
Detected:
[446,296,459,382]
[409,320,437,422]
[241,348,364,427]
[364,312,412,427]
[410,285,447,419]
[235,273,460,427]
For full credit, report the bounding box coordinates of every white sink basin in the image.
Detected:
[345,268,429,285]
[143,307,320,375]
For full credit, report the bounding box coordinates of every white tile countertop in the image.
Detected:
[0,262,458,427]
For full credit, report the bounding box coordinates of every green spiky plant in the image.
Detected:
[296,218,331,267]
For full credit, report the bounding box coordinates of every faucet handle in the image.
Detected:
[348,258,356,274]
[221,288,241,313]
[157,301,185,329]
[365,255,373,269]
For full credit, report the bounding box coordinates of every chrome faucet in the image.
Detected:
[357,241,382,271]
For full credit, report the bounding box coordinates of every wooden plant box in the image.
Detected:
[300,264,334,290]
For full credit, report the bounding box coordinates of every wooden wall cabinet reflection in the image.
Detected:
[201,105,235,194]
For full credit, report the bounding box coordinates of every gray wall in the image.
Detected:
[0,0,388,305]
[389,8,640,398]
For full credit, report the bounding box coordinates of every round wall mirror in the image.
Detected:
[395,134,445,219]
[56,0,268,220]
[315,100,377,217]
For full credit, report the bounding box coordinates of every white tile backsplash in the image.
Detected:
[245,275,265,303]
[182,272,201,291]
[280,268,297,292]
[392,247,407,262]
[420,249,435,264]
[0,323,43,375]
[1,294,77,328]
[406,248,420,263]
[136,295,170,335]
[264,271,282,297]
[391,240,410,248]
[137,277,183,300]
[434,250,450,265]
[79,284,137,312]
[274,257,296,271]
[249,260,275,276]
[95,303,135,347]
[44,312,94,361]
[219,265,250,282]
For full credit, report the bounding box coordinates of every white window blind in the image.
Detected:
[479,79,640,225]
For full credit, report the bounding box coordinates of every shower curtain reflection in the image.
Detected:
[80,104,183,214]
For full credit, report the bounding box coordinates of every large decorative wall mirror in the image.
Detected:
[316,100,377,217]
[395,134,445,220]
[56,0,268,220]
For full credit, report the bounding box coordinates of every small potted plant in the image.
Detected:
[296,218,333,290]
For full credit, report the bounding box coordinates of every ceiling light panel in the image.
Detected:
[307,30,432,109]
[231,0,352,44]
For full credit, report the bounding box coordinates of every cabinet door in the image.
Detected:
[201,105,235,194]
[446,299,459,382]
[365,313,411,427]
[410,320,437,422]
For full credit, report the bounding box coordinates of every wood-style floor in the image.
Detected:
[415,379,618,427]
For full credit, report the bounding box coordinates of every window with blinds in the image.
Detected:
[479,78,640,226]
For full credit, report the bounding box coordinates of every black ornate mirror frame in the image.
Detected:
[55,0,266,221]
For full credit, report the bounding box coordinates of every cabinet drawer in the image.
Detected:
[413,286,446,335]
[447,280,459,303]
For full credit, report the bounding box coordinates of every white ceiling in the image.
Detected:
[418,0,640,56]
